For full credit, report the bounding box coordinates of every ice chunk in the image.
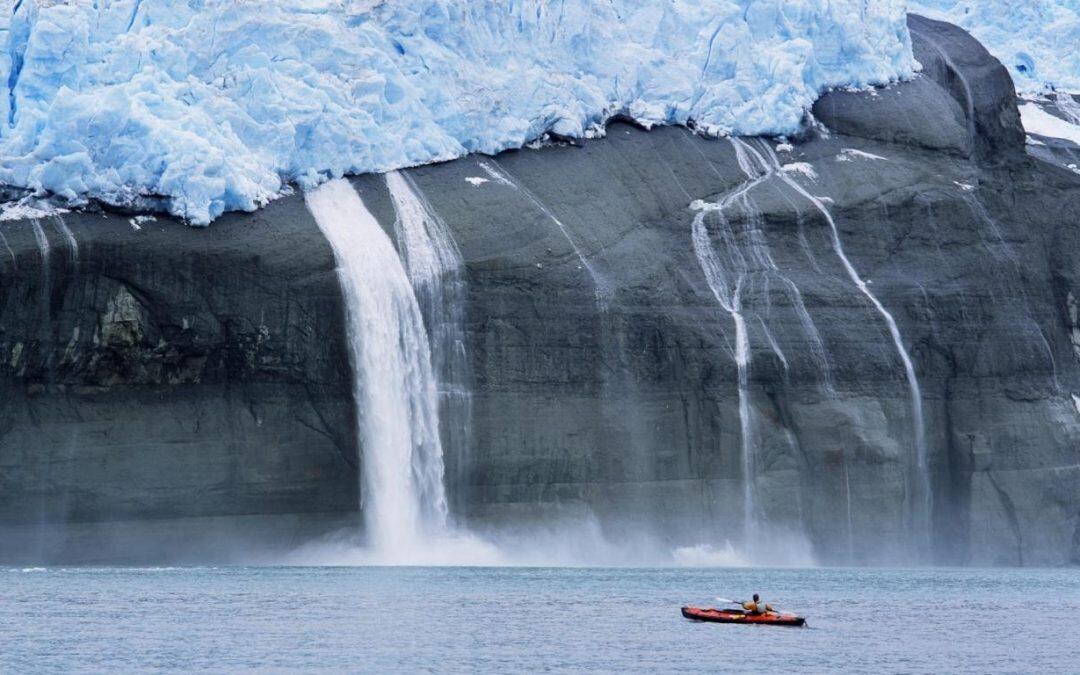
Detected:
[0,0,916,225]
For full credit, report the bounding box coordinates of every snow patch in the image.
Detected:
[838,148,888,162]
[128,215,156,231]
[464,177,489,187]
[1020,102,1080,145]
[0,200,68,221]
[954,181,976,191]
[782,162,818,180]
[0,0,916,225]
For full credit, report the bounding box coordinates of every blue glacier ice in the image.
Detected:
[910,0,1080,94]
[0,0,916,225]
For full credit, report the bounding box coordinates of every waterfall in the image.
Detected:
[690,139,834,546]
[0,229,15,271]
[30,219,50,268]
[691,210,756,539]
[51,215,77,264]
[727,141,833,386]
[305,178,449,558]
[734,138,930,551]
[31,218,50,307]
[844,456,855,561]
[477,158,609,302]
[384,170,473,515]
[919,33,978,144]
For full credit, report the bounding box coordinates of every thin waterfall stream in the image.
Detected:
[689,142,831,550]
[385,170,473,517]
[691,136,930,557]
[690,211,756,541]
[477,158,610,304]
[734,138,930,551]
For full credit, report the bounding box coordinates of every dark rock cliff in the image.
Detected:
[0,200,359,561]
[1,16,1078,565]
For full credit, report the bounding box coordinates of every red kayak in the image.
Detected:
[681,606,806,627]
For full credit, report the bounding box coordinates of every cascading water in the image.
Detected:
[690,141,833,548]
[690,207,756,541]
[31,219,50,322]
[30,219,50,271]
[305,178,449,559]
[733,138,930,553]
[959,192,1062,392]
[727,141,833,387]
[921,36,977,142]
[384,170,473,516]
[844,456,855,561]
[51,215,77,264]
[477,158,609,303]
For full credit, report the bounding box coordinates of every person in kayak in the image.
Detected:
[742,594,773,615]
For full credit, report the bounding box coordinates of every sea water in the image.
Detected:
[2,566,1077,672]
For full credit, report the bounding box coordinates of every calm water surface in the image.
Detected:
[2,566,1077,672]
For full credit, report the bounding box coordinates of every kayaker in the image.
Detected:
[742,594,772,615]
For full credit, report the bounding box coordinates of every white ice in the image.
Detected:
[1019,102,1080,145]
[910,0,1080,95]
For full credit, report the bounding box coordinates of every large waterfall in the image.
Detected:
[305,178,449,558]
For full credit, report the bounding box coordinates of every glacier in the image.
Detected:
[0,0,916,225]
[910,0,1080,94]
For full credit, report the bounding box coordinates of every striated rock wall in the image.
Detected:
[0,16,1077,565]
[0,199,359,561]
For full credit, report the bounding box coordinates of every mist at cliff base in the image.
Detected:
[279,513,816,568]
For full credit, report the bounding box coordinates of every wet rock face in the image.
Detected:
[1,16,1079,565]
[908,14,1026,164]
[813,15,1025,164]
[0,201,359,542]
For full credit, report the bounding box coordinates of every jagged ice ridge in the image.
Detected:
[0,0,918,224]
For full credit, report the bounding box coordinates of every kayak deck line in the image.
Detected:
[681,606,807,627]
